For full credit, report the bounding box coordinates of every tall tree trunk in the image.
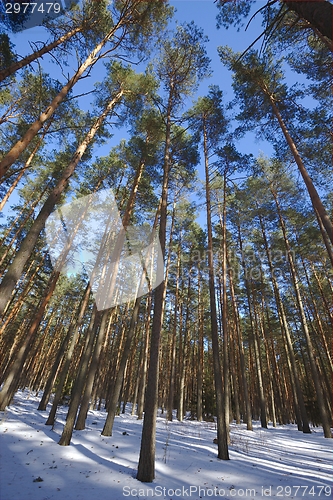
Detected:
[196,265,204,423]
[228,260,253,430]
[221,173,230,434]
[251,285,268,429]
[267,96,333,247]
[284,0,332,43]
[202,115,229,460]
[272,190,332,438]
[45,282,92,425]
[0,90,124,315]
[37,315,76,411]
[178,270,191,422]
[136,294,152,420]
[58,305,101,445]
[0,26,84,83]
[237,223,267,428]
[74,308,110,430]
[258,211,311,433]
[0,183,50,278]
[101,295,145,435]
[79,148,151,432]
[136,96,172,482]
[167,238,181,421]
[0,121,52,211]
[0,14,128,179]
[0,270,60,410]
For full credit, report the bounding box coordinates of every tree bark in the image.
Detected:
[167,238,181,422]
[237,222,267,429]
[203,116,229,459]
[196,265,204,422]
[0,271,60,410]
[228,258,253,430]
[273,190,332,438]
[136,96,172,482]
[58,305,100,445]
[284,1,332,42]
[0,90,124,316]
[0,16,127,179]
[258,211,311,433]
[268,97,333,247]
[0,26,83,83]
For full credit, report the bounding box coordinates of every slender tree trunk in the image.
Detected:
[0,16,127,179]
[136,97,172,482]
[0,121,52,211]
[228,260,253,430]
[137,295,151,420]
[178,271,191,422]
[74,309,110,430]
[76,145,150,431]
[251,287,268,429]
[101,297,144,435]
[237,222,267,428]
[301,262,333,374]
[0,183,50,278]
[0,90,124,315]
[259,297,277,427]
[272,191,332,438]
[167,239,181,421]
[202,116,229,460]
[44,282,92,425]
[221,173,230,433]
[0,271,60,410]
[197,266,204,423]
[257,211,311,433]
[0,26,84,83]
[284,0,332,43]
[268,97,333,247]
[37,317,76,411]
[0,253,47,345]
[58,305,101,445]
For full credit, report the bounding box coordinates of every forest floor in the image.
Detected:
[0,391,332,500]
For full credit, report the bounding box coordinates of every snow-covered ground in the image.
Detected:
[0,391,332,500]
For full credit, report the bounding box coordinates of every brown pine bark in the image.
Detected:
[178,270,192,422]
[228,260,253,430]
[267,97,333,248]
[45,282,92,426]
[37,315,76,411]
[0,90,124,315]
[137,96,172,482]
[58,305,101,445]
[251,286,268,429]
[167,238,181,422]
[0,183,50,278]
[75,145,151,431]
[202,116,229,459]
[136,295,152,420]
[220,173,230,433]
[272,190,332,437]
[0,14,129,179]
[196,265,204,422]
[0,270,60,410]
[74,308,110,430]
[284,1,332,42]
[0,121,52,211]
[237,223,267,428]
[101,296,145,435]
[0,26,84,83]
[257,211,311,432]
